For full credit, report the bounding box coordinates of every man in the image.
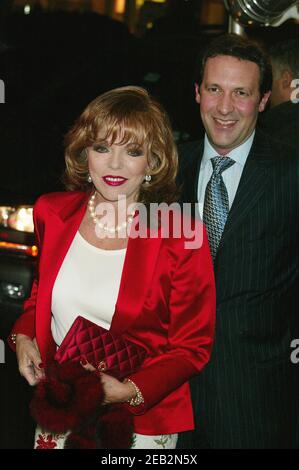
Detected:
[177,34,298,449]
[259,39,299,147]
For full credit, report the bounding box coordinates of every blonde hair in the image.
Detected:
[63,86,179,206]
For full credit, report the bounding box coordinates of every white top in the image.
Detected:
[51,231,127,346]
[197,131,255,218]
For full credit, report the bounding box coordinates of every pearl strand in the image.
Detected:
[88,192,135,234]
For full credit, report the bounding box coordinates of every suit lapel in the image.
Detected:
[193,142,204,202]
[219,130,273,248]
[180,141,204,204]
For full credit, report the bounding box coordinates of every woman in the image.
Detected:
[9,86,215,449]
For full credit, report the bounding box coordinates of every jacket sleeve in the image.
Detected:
[7,196,45,351]
[126,225,216,415]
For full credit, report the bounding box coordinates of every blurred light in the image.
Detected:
[136,0,165,5]
[6,207,34,233]
[1,282,25,300]
[0,207,15,227]
[146,22,154,29]
[115,0,125,14]
[24,5,31,15]
[0,241,38,257]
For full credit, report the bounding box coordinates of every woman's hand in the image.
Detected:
[80,360,136,405]
[16,335,45,386]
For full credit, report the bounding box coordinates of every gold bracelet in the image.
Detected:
[125,378,144,407]
[11,334,17,344]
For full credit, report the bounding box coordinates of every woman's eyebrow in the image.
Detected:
[94,139,109,145]
[125,142,143,148]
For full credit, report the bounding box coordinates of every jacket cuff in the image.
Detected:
[7,326,35,352]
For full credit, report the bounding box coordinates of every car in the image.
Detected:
[0,190,38,335]
[0,191,39,449]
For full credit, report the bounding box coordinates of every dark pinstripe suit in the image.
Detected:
[177,129,299,449]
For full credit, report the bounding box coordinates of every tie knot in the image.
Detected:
[211,156,235,175]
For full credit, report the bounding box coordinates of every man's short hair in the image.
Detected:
[269,39,299,79]
[195,33,272,97]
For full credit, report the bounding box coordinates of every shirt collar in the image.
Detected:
[202,130,255,168]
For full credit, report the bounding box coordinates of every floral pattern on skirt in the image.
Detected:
[34,426,178,449]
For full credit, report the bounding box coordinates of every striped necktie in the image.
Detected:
[203,156,235,260]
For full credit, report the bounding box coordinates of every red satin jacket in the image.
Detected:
[9,191,216,435]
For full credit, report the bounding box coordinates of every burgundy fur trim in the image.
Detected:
[30,360,134,448]
[96,404,134,449]
[65,426,97,449]
[30,360,104,432]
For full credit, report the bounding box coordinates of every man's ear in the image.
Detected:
[258,91,271,112]
[281,69,294,89]
[195,83,201,104]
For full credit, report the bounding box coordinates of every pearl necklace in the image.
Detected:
[88,192,135,234]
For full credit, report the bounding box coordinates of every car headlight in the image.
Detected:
[0,206,34,233]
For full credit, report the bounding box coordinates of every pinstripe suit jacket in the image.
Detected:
[177,129,299,448]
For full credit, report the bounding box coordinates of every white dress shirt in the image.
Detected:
[197,131,255,219]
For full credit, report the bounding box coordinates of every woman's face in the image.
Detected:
[87,137,149,206]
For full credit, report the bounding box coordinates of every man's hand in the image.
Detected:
[16,335,45,386]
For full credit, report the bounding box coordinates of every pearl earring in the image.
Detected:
[87,174,92,183]
[144,174,151,183]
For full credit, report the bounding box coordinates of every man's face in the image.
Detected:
[195,55,271,155]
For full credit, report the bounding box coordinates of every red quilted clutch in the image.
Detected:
[54,316,147,379]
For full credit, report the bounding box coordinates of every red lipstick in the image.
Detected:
[102,175,128,186]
